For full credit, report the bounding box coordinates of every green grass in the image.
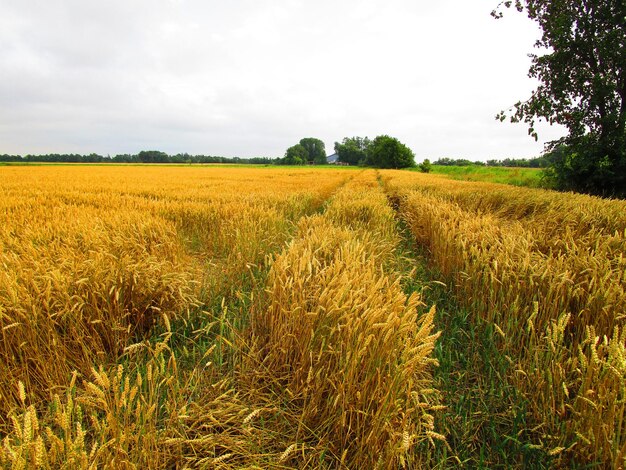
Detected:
[421,276,552,469]
[418,165,547,188]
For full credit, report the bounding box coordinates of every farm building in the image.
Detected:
[326,153,348,165]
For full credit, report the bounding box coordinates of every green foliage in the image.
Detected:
[485,157,548,168]
[419,159,432,173]
[0,153,275,164]
[543,141,626,196]
[365,135,415,169]
[433,157,481,167]
[282,144,308,165]
[495,0,626,197]
[299,137,327,164]
[334,137,371,165]
[433,156,549,168]
[137,150,169,163]
[279,138,327,165]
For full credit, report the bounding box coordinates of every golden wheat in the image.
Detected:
[0,165,350,465]
[382,169,626,467]
[247,171,440,468]
[0,166,443,469]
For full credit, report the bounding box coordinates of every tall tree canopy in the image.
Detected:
[365,135,415,169]
[299,137,327,164]
[494,0,626,196]
[283,144,308,165]
[280,138,327,165]
[334,137,371,165]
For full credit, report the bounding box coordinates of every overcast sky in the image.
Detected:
[0,0,566,160]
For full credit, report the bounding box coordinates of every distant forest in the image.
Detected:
[0,150,549,168]
[432,156,549,168]
[0,150,273,165]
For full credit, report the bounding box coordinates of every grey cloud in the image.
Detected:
[0,0,565,158]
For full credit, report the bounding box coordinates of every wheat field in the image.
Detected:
[0,166,441,469]
[1,165,623,468]
[382,170,626,467]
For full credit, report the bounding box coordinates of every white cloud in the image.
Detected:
[0,0,566,158]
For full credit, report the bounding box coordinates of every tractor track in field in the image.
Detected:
[379,170,553,469]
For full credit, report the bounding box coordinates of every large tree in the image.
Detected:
[282,144,308,165]
[365,135,415,169]
[494,0,626,196]
[334,137,371,165]
[299,137,327,164]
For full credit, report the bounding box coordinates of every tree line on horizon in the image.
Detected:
[433,156,550,168]
[0,148,556,169]
[0,151,274,165]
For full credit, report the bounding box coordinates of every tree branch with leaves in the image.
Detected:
[494,0,626,196]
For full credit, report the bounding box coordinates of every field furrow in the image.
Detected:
[3,164,622,468]
[0,166,349,467]
[239,170,440,468]
[0,166,444,469]
[382,169,626,468]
